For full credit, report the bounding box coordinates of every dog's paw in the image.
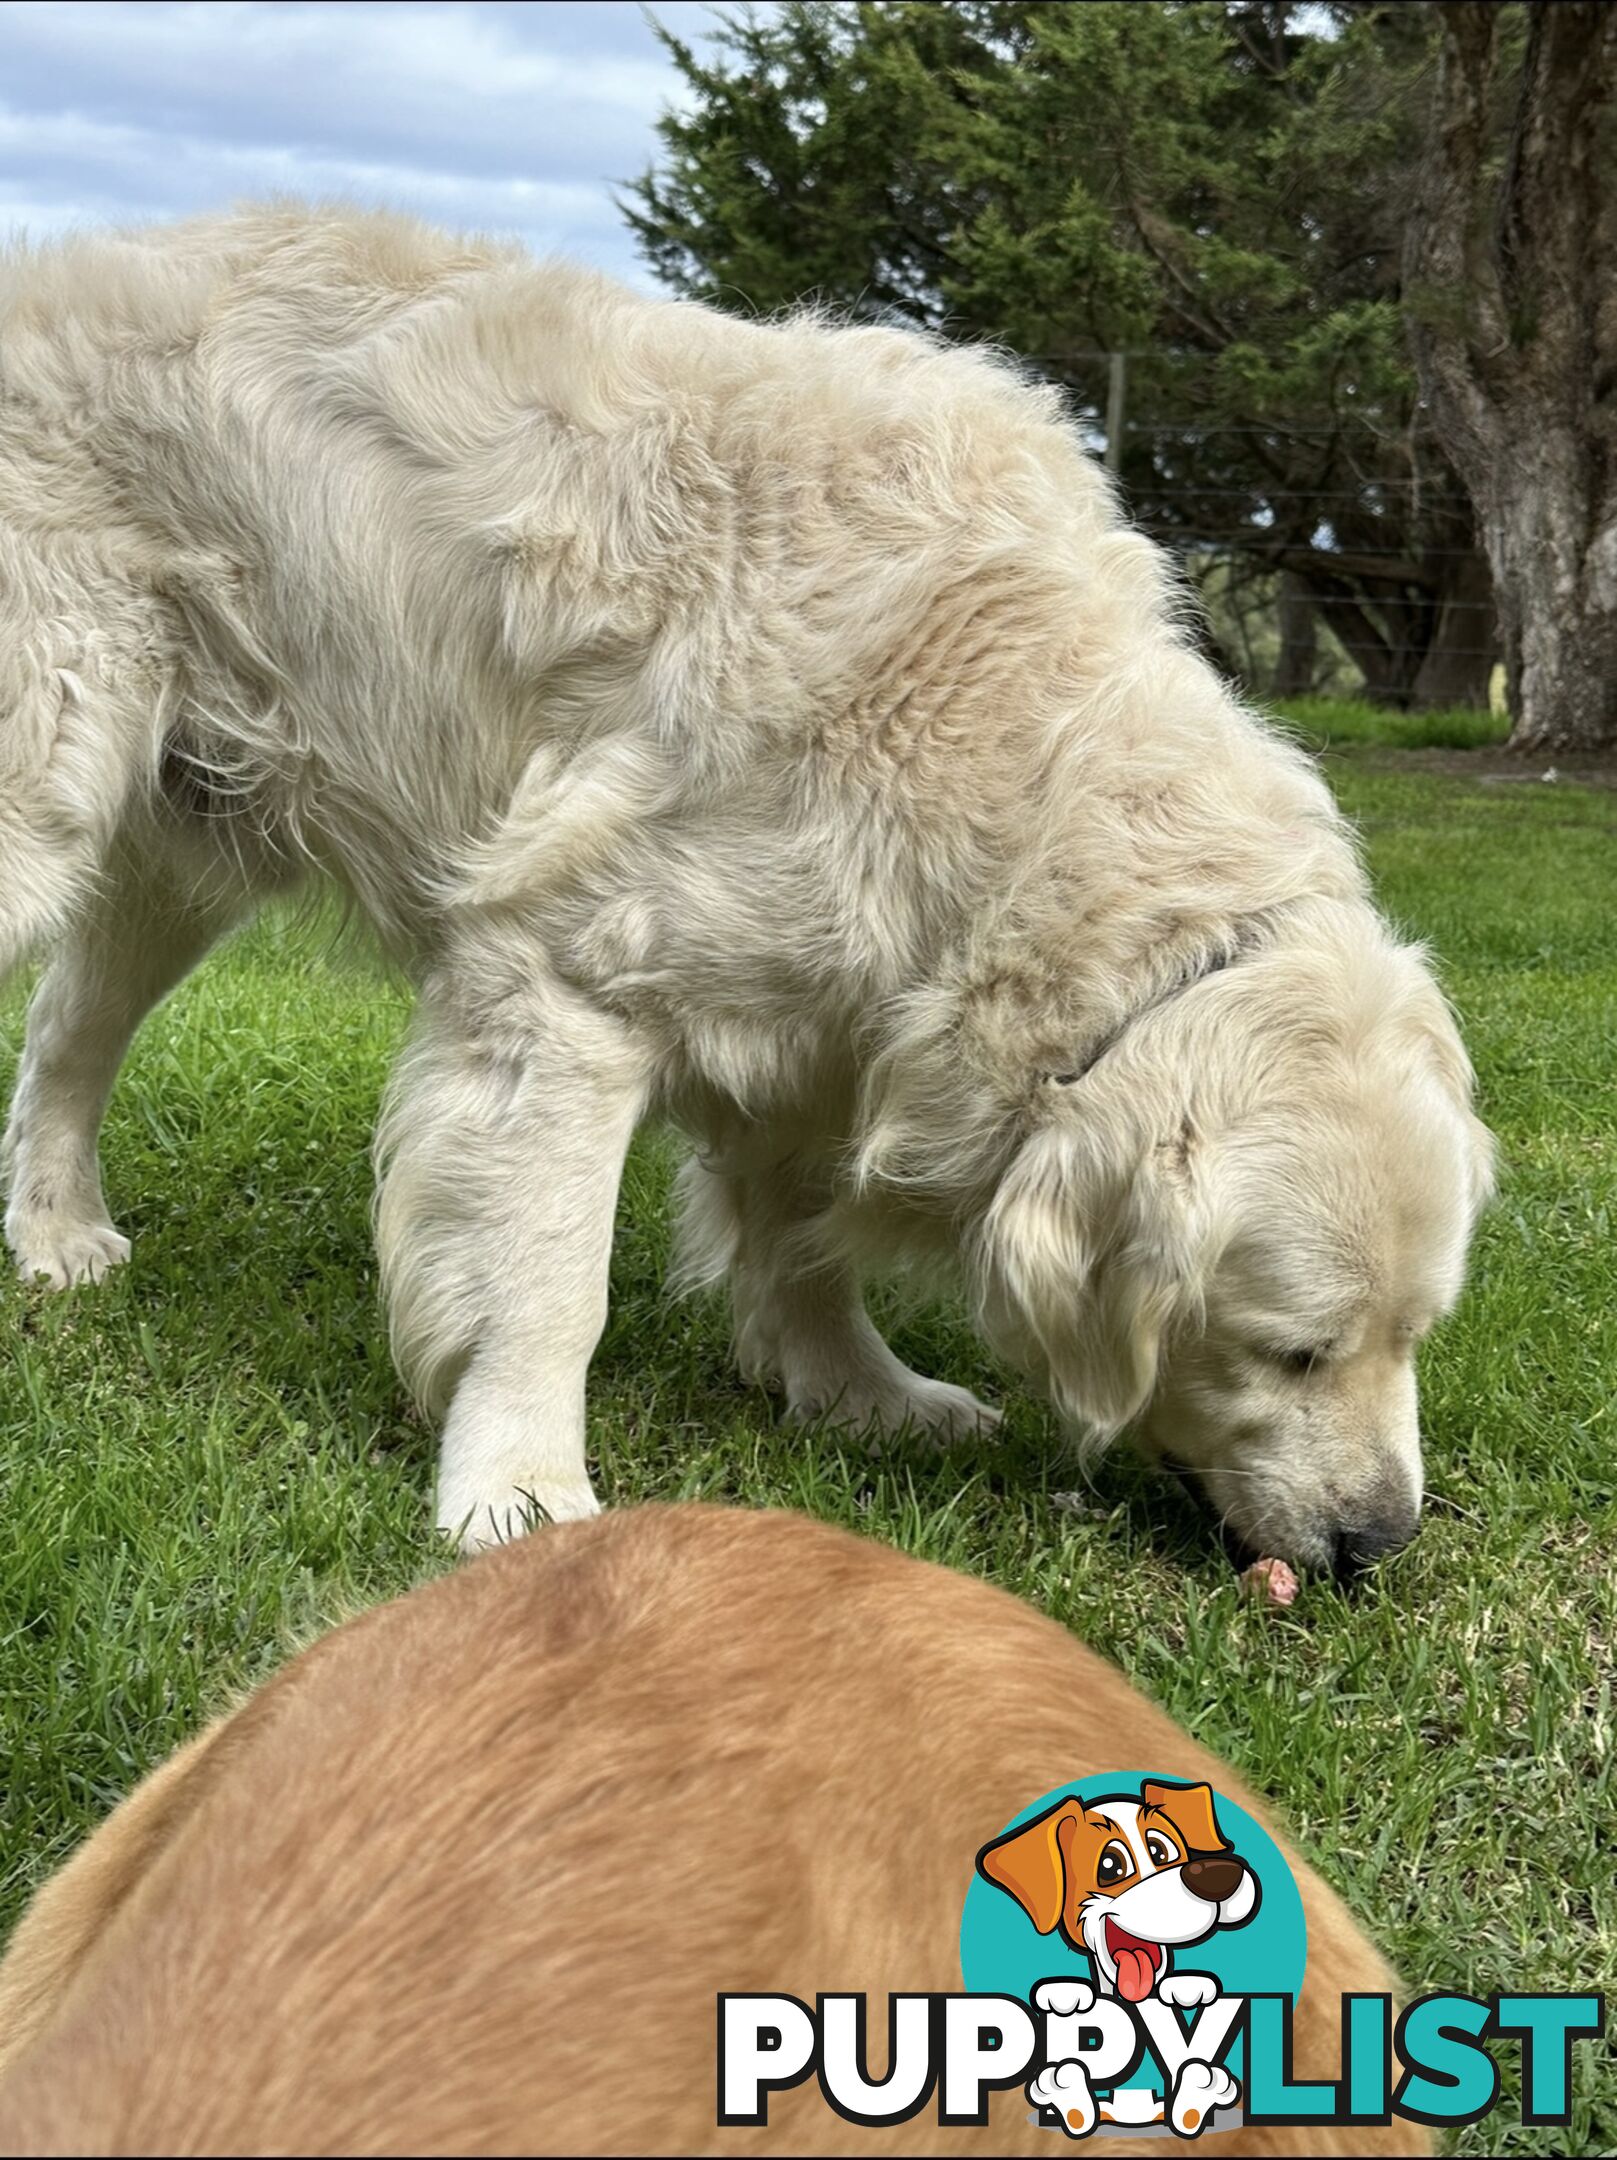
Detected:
[1170,2059,1238,2137]
[7,1211,131,1291]
[437,1477,601,1552]
[888,1373,1002,1442]
[789,1370,1001,1448]
[1033,1978,1096,2017]
[1156,1971,1219,2011]
[1028,2058,1096,2139]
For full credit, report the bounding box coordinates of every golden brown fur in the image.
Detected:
[0,1506,1426,2156]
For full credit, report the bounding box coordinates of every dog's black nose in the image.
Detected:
[1182,1855,1244,1903]
[1329,1503,1418,1585]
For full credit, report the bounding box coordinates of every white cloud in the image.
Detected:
[0,3,677,137]
[0,101,616,248]
[0,0,728,279]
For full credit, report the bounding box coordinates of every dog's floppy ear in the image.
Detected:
[1141,1780,1229,1855]
[976,1797,1084,1934]
[979,1116,1220,1437]
[1401,967,1497,1221]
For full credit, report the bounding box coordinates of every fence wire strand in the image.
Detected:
[1068,368,1502,696]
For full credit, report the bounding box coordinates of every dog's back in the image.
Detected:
[1,202,1317,973]
[0,1506,1424,2156]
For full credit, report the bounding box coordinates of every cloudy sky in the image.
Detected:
[0,0,731,285]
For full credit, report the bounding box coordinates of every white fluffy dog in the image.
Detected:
[0,207,1493,1565]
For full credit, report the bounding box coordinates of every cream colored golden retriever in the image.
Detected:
[0,1505,1428,2156]
[0,207,1491,1566]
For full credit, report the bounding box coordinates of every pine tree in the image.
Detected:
[624,2,1498,707]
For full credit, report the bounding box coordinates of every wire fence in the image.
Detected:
[1038,352,1502,704]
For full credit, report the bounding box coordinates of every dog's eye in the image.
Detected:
[1096,1840,1132,1886]
[1272,1347,1324,1376]
[1144,1831,1178,1867]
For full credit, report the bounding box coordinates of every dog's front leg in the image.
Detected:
[676,1154,1000,1442]
[377,961,651,1548]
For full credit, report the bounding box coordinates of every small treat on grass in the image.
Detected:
[1239,1556,1299,1607]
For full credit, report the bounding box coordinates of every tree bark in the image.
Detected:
[1403,3,1617,752]
[1411,548,1497,710]
[1485,443,1617,752]
[1271,569,1318,698]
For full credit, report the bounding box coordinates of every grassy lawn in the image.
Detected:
[2,699,1612,2153]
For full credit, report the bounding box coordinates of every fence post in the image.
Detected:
[1105,350,1128,475]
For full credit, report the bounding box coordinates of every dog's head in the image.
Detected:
[973,916,1494,1576]
[978,1780,1257,2001]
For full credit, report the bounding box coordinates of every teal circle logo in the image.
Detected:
[960,1774,1307,2135]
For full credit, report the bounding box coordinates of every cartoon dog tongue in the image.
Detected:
[1114,1946,1157,2002]
[1105,1924,1160,2002]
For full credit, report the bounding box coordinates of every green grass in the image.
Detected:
[2,705,1613,2153]
[1280,694,1512,753]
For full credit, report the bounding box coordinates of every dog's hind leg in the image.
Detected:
[676,1155,1001,1442]
[4,831,257,1289]
[0,590,169,988]
[377,952,652,1548]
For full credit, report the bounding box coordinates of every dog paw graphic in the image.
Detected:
[1169,2058,1238,2137]
[1156,1971,1220,2010]
[1033,1978,1096,2017]
[1028,2058,1097,2139]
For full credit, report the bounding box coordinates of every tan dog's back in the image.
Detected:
[0,1508,1426,2156]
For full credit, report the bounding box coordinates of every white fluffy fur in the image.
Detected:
[0,205,1493,1559]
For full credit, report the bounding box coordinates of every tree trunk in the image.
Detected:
[1345,641,1418,711]
[1271,570,1318,698]
[1310,583,1422,708]
[1411,549,1496,710]
[1403,3,1617,753]
[1484,453,1617,752]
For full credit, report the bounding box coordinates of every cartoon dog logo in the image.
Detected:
[976,1780,1259,2137]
